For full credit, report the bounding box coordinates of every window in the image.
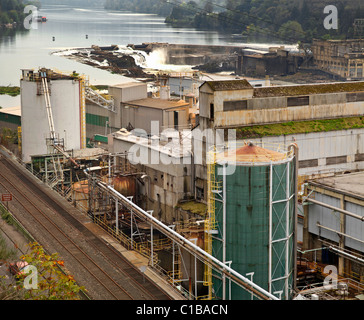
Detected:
[223,100,248,111]
[287,96,309,107]
[347,92,364,102]
[174,111,179,129]
[210,103,214,120]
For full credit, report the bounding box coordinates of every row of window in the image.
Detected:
[221,93,364,112]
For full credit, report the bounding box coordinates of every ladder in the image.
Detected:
[40,71,81,168]
[203,149,218,299]
[41,72,56,142]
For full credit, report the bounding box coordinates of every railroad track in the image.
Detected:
[0,156,172,300]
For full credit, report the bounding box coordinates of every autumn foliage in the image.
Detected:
[16,242,86,300]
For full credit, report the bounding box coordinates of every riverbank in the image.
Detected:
[0,87,20,97]
[53,45,155,80]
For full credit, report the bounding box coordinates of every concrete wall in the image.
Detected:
[86,102,120,142]
[214,95,364,128]
[21,79,81,162]
[247,128,364,180]
[190,127,364,205]
[108,83,148,103]
[120,104,189,134]
[308,188,364,252]
[199,83,364,128]
[121,106,163,133]
[312,40,364,80]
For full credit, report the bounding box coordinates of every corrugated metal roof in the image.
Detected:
[254,81,364,97]
[0,106,21,116]
[310,172,364,200]
[110,81,144,88]
[204,79,253,91]
[125,98,189,110]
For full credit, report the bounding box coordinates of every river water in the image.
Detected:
[0,4,294,108]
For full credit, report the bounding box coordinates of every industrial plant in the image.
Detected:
[0,63,364,301]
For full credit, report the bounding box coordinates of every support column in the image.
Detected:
[268,162,273,293]
[339,195,346,276]
[222,164,226,300]
[302,186,310,256]
[115,198,119,235]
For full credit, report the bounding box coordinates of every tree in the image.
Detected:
[0,127,16,146]
[204,1,213,13]
[1,242,86,300]
[278,20,305,42]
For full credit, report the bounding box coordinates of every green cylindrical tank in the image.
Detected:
[212,143,297,300]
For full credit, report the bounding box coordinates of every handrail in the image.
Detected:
[96,181,279,300]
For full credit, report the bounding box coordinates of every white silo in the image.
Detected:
[20,68,86,162]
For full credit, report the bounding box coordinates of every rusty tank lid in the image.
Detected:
[217,142,286,163]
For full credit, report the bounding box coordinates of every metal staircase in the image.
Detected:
[85,86,115,112]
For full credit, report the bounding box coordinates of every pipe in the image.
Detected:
[101,182,279,300]
[222,163,226,300]
[188,151,195,200]
[317,223,364,245]
[268,162,273,293]
[83,168,278,300]
[289,143,299,294]
[307,198,364,222]
[328,246,364,265]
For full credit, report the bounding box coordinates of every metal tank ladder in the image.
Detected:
[40,72,56,143]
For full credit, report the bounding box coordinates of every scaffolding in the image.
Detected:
[169,219,205,290]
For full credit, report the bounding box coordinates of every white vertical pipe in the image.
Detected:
[131,208,133,249]
[246,272,255,300]
[285,161,290,300]
[172,241,175,287]
[108,154,111,185]
[115,198,119,235]
[195,247,198,298]
[151,223,154,267]
[222,164,227,300]
[269,162,273,293]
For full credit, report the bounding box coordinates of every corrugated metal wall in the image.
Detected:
[212,160,296,300]
[308,192,364,252]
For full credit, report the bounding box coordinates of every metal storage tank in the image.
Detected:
[102,175,137,199]
[20,68,85,162]
[209,142,298,300]
[111,175,136,199]
[72,180,89,210]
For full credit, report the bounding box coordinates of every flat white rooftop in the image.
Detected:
[0,106,21,117]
